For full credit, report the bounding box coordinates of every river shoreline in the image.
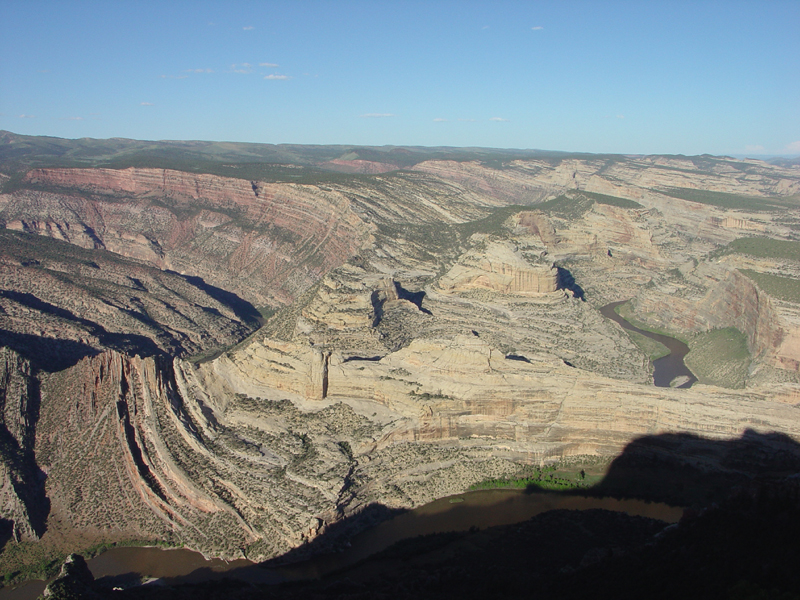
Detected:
[0,489,683,599]
[600,300,698,388]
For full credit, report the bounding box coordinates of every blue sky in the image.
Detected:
[1,0,798,155]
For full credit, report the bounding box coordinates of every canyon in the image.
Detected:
[1,131,800,584]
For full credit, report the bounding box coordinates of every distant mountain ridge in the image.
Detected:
[0,130,605,176]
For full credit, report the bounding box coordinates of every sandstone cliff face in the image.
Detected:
[8,305,799,566]
[628,265,793,372]
[36,350,255,556]
[414,156,800,207]
[438,240,559,295]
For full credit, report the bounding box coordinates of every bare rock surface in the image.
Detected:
[2,145,800,578]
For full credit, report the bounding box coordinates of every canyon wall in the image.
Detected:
[2,149,800,571]
[1,168,375,305]
[628,266,793,369]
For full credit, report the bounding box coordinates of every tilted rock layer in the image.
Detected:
[1,148,800,569]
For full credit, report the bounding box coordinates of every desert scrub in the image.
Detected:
[582,190,643,209]
[534,192,595,220]
[739,269,800,303]
[684,327,751,389]
[659,187,793,211]
[714,237,800,262]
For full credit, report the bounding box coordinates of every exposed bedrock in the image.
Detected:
[2,151,800,570]
[1,167,375,305]
[438,240,559,295]
[413,156,800,206]
[0,347,47,542]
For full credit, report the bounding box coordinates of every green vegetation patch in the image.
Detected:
[625,329,671,362]
[534,193,595,220]
[454,205,529,238]
[531,191,641,221]
[739,269,800,304]
[685,327,751,389]
[582,191,643,209]
[659,187,796,211]
[470,460,606,493]
[614,301,687,341]
[721,237,800,262]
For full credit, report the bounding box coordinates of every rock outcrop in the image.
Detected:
[0,347,45,543]
[438,240,559,295]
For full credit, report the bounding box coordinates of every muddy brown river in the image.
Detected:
[1,490,683,598]
[600,300,697,388]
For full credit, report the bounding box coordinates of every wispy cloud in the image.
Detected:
[482,25,490,30]
[490,117,509,122]
[458,118,476,122]
[616,114,625,119]
[140,102,155,106]
[433,118,448,122]
[531,26,544,30]
[260,62,279,68]
[231,62,253,74]
[264,74,290,80]
[185,68,214,73]
[786,141,800,153]
[64,116,84,121]
[360,113,395,118]
[243,26,255,30]
[745,145,764,152]
[38,69,50,73]
[18,114,35,118]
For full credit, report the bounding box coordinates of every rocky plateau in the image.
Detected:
[1,132,800,582]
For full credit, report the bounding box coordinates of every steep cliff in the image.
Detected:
[0,348,46,543]
[438,240,559,295]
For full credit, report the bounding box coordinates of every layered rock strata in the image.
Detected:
[2,148,800,572]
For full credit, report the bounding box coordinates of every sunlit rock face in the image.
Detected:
[3,167,375,305]
[438,240,559,295]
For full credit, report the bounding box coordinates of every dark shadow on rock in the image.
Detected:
[261,503,407,568]
[0,518,14,552]
[505,354,531,363]
[0,290,102,328]
[342,356,383,363]
[581,429,800,507]
[93,430,800,599]
[369,289,385,327]
[556,266,585,300]
[0,369,50,539]
[0,316,165,372]
[393,282,432,315]
[178,274,262,326]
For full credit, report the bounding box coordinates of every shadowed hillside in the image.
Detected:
[38,429,800,599]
